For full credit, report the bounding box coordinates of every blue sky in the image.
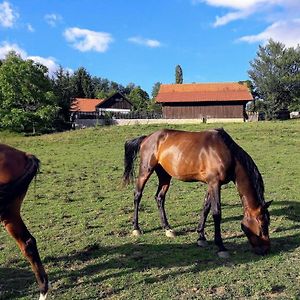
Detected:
[1,0,300,95]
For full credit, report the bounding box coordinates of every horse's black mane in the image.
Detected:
[216,128,265,205]
[0,155,40,220]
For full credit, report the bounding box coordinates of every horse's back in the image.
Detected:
[146,128,226,156]
[141,129,233,183]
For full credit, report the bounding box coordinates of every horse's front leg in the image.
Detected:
[197,192,211,247]
[210,183,229,258]
[3,210,49,299]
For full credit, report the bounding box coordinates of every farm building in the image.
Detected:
[156,82,253,121]
[70,92,133,115]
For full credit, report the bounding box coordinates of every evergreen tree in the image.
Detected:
[71,67,95,98]
[52,66,73,127]
[151,82,161,98]
[175,65,183,84]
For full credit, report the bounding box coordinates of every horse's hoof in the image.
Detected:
[132,229,142,237]
[39,282,51,300]
[218,251,230,259]
[39,293,47,300]
[165,229,176,238]
[197,239,208,247]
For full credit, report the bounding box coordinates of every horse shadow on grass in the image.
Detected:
[43,198,300,297]
[0,267,35,299]
[3,199,299,299]
[41,226,300,298]
[270,199,300,222]
[173,198,300,231]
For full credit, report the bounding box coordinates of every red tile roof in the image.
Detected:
[156,82,253,103]
[70,98,104,112]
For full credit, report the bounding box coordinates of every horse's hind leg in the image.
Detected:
[197,192,211,247]
[132,164,155,236]
[154,166,174,237]
[2,194,49,299]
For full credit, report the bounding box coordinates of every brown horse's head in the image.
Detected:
[241,201,272,255]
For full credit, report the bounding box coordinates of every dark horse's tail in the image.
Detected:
[0,155,40,219]
[123,135,147,185]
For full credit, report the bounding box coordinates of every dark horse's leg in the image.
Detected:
[2,193,49,299]
[197,192,211,246]
[132,164,154,236]
[209,182,229,258]
[154,166,174,237]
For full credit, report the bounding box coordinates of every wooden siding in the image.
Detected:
[162,101,246,119]
[98,94,132,110]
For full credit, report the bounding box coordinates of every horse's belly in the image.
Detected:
[160,161,205,182]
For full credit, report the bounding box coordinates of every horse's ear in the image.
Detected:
[264,200,273,209]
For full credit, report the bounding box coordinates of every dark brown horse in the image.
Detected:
[0,144,49,299]
[123,128,271,257]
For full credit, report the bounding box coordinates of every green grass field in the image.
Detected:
[0,121,299,300]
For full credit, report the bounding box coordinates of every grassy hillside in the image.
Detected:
[0,121,299,299]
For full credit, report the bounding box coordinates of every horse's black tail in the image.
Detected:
[0,155,40,219]
[19,155,40,196]
[123,135,147,185]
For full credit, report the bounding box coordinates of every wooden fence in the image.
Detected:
[74,111,163,120]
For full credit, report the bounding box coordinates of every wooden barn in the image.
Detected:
[156,82,253,121]
[70,92,133,114]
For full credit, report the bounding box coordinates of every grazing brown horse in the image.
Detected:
[0,144,49,300]
[123,128,271,257]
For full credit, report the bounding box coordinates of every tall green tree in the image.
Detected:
[128,87,150,111]
[175,65,183,84]
[71,67,95,98]
[92,77,131,99]
[122,83,137,97]
[0,52,59,132]
[151,82,161,98]
[52,66,73,127]
[248,39,300,119]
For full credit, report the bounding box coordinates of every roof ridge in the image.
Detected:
[161,81,244,85]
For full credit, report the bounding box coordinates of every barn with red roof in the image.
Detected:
[156,82,253,121]
[70,92,133,114]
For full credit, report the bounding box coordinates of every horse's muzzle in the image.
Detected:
[253,244,270,255]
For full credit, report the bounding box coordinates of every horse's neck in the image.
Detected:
[234,160,260,211]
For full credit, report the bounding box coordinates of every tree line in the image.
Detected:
[0,51,161,133]
[0,39,300,133]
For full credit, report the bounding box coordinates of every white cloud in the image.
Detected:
[27,55,59,75]
[239,19,300,47]
[0,41,59,75]
[128,36,162,48]
[197,0,300,27]
[64,27,113,52]
[27,23,34,32]
[0,41,26,58]
[197,0,300,47]
[213,9,252,27]
[44,13,62,27]
[0,1,19,28]
[198,0,273,10]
